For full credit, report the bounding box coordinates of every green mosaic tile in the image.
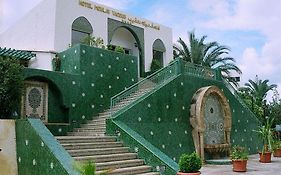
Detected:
[107,69,262,174]
[24,44,138,135]
[16,119,78,175]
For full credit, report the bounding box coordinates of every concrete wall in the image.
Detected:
[28,52,55,71]
[0,0,56,51]
[0,120,18,175]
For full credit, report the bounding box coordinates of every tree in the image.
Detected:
[173,31,241,84]
[0,56,23,118]
[269,100,281,126]
[240,76,277,107]
[268,89,281,126]
[239,75,277,123]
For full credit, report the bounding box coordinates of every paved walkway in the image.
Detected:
[200,154,281,174]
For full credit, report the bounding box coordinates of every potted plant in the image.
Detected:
[230,145,248,172]
[74,161,111,175]
[177,152,202,175]
[272,140,281,157]
[254,117,274,163]
[74,161,96,175]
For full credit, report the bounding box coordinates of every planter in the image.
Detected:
[177,172,200,175]
[259,152,272,163]
[232,160,247,172]
[273,148,281,157]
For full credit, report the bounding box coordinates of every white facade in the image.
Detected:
[0,0,173,74]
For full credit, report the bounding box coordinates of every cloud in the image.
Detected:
[146,0,281,100]
[93,0,137,10]
[189,0,233,17]
[199,0,281,94]
[203,0,281,35]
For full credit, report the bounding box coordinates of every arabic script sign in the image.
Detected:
[79,0,160,30]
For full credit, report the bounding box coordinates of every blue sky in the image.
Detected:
[1,0,281,99]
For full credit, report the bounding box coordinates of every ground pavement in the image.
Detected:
[200,154,281,175]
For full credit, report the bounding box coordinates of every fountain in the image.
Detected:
[190,86,232,162]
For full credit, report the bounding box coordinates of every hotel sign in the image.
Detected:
[79,0,160,30]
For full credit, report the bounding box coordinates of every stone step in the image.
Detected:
[68,132,105,136]
[69,147,130,157]
[96,165,152,175]
[96,114,111,119]
[81,120,106,128]
[56,136,116,143]
[79,125,106,129]
[73,127,106,132]
[98,111,115,116]
[75,153,138,163]
[136,172,160,175]
[95,159,144,171]
[62,142,123,150]
[88,118,107,124]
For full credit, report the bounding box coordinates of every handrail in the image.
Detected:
[184,62,217,80]
[110,59,180,116]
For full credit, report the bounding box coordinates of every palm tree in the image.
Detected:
[238,76,277,123]
[240,75,277,107]
[173,31,241,83]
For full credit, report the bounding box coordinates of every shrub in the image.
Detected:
[150,59,162,72]
[230,146,248,160]
[272,140,281,151]
[253,117,274,153]
[74,161,112,175]
[114,46,125,53]
[81,35,105,49]
[107,44,114,51]
[178,152,202,173]
[74,161,96,175]
[52,54,61,71]
[0,56,23,118]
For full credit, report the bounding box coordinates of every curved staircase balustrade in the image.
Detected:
[110,59,181,117]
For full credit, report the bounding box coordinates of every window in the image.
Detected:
[71,17,93,45]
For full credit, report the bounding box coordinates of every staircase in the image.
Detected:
[56,87,159,175]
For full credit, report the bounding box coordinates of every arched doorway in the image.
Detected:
[110,27,140,76]
[190,86,232,161]
[71,16,93,46]
[151,39,166,71]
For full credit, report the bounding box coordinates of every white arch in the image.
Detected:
[110,27,140,75]
[71,16,93,45]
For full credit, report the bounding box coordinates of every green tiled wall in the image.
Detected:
[59,44,138,121]
[23,44,138,135]
[106,120,178,175]
[16,119,78,175]
[107,71,262,173]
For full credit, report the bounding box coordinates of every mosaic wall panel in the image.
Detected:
[21,81,48,122]
[204,95,225,145]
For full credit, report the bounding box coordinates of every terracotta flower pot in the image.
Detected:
[259,152,272,163]
[232,159,247,172]
[177,172,201,175]
[273,148,281,157]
